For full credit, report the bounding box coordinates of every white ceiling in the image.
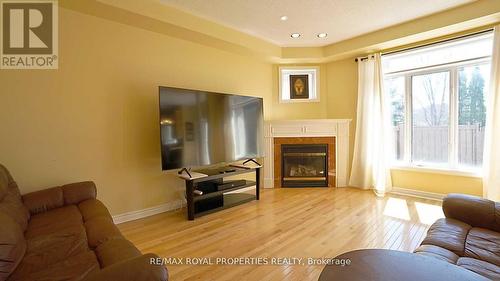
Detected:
[160,0,476,47]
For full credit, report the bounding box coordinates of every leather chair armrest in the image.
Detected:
[22,181,97,215]
[62,181,96,205]
[83,253,168,281]
[443,193,497,230]
[22,187,64,215]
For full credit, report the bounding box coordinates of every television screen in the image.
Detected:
[159,86,264,170]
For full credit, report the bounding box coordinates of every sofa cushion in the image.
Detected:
[414,244,459,264]
[95,238,141,268]
[0,165,29,231]
[0,190,30,232]
[8,250,100,281]
[25,205,83,239]
[16,224,88,275]
[495,202,500,233]
[421,218,471,256]
[0,212,26,281]
[84,217,122,248]
[0,165,10,201]
[457,257,500,280]
[465,227,500,267]
[83,253,168,281]
[78,199,111,222]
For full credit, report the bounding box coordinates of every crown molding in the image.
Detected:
[320,0,500,61]
[59,0,283,63]
[60,0,500,64]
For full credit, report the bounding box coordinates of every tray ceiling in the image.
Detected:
[160,0,475,47]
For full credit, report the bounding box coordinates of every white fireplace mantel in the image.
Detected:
[263,119,351,188]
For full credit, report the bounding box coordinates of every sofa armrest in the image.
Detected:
[83,253,168,281]
[22,181,96,215]
[62,181,97,205]
[443,193,499,231]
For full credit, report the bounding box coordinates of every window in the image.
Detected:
[279,67,319,103]
[382,32,493,171]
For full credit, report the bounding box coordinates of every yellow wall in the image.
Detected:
[0,7,273,215]
[325,58,358,176]
[391,170,482,196]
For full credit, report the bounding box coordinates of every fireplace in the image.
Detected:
[273,137,336,188]
[281,144,328,187]
[266,120,349,188]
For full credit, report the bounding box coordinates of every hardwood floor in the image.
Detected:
[118,187,444,281]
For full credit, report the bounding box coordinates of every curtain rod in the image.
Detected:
[354,55,374,62]
[354,28,494,62]
[381,28,493,57]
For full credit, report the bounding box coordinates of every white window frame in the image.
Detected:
[384,56,491,176]
[279,66,320,103]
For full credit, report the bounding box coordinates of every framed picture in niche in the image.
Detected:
[289,74,309,99]
[279,66,319,103]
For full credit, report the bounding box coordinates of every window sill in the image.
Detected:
[279,98,320,104]
[391,165,482,178]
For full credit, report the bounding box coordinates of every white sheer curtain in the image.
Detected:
[483,25,500,201]
[349,54,393,196]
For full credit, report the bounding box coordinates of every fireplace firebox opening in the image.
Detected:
[281,144,328,187]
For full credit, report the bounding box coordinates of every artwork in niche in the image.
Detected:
[289,74,309,99]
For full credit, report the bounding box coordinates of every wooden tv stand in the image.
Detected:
[178,165,261,220]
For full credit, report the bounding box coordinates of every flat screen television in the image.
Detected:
[159,86,264,170]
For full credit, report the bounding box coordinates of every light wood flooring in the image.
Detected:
[118,187,444,281]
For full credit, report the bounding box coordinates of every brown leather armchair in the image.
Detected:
[414,193,500,280]
[0,164,168,281]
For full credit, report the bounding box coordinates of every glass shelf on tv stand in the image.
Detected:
[179,166,261,220]
[194,192,257,218]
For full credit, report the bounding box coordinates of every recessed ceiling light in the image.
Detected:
[291,33,301,38]
[317,33,328,38]
[280,15,288,21]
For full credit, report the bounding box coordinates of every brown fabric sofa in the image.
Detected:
[0,164,168,281]
[414,193,500,280]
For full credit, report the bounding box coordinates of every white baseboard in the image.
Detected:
[390,187,445,201]
[113,199,185,224]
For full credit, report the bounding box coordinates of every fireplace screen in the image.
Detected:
[281,144,328,187]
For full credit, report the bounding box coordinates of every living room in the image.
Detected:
[1,0,499,280]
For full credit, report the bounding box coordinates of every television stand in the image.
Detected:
[178,166,260,220]
[230,158,262,170]
[177,167,192,178]
[243,158,261,166]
